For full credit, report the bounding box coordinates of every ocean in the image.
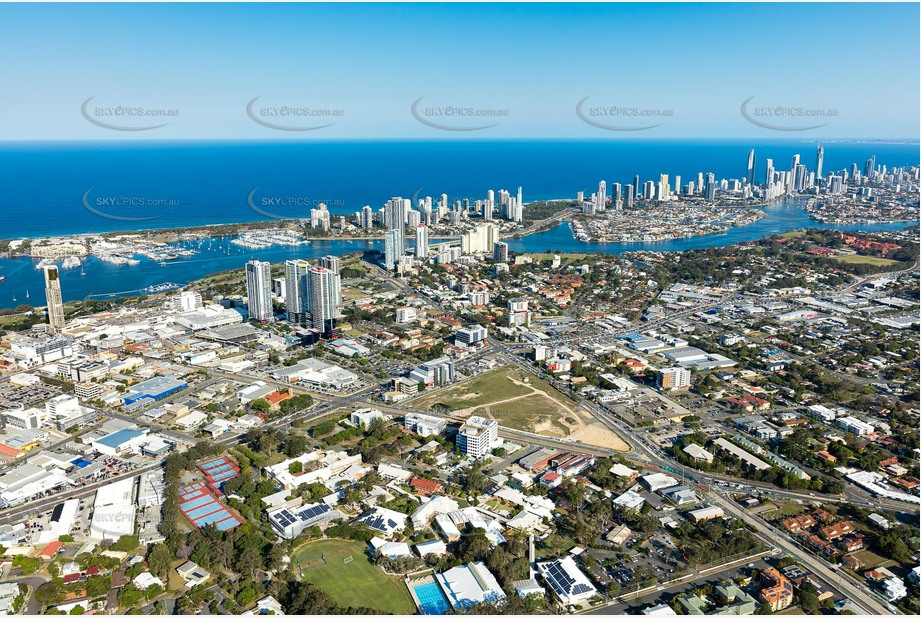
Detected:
[0,139,917,308]
[1,139,918,238]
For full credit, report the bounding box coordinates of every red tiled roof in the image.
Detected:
[410,477,442,493]
[39,541,63,558]
[264,391,291,405]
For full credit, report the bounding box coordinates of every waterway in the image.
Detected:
[0,200,912,309]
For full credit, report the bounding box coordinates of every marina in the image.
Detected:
[0,199,914,309]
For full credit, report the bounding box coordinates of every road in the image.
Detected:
[502,206,578,239]
[584,556,775,615]
[0,380,377,526]
[713,491,890,615]
[0,575,49,615]
[476,317,897,613]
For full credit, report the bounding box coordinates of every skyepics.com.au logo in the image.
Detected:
[246,97,343,131]
[740,96,837,131]
[92,508,137,525]
[81,97,179,131]
[247,188,345,220]
[411,97,508,131]
[82,188,179,221]
[576,97,673,131]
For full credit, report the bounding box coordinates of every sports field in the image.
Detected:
[291,539,415,614]
[831,254,899,266]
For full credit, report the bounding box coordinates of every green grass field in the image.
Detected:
[415,366,534,412]
[850,549,894,571]
[414,366,577,433]
[831,254,900,266]
[760,502,807,521]
[291,539,415,614]
[525,252,591,264]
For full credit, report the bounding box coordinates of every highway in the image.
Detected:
[712,491,890,615]
[477,319,898,613]
[2,249,910,615]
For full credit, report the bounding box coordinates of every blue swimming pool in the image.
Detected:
[412,581,450,615]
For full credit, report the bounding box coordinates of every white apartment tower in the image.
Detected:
[456,416,499,459]
[596,180,607,212]
[245,259,273,322]
[415,223,429,259]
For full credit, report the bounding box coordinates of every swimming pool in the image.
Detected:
[412,581,450,615]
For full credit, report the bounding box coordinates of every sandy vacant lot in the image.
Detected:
[420,367,630,452]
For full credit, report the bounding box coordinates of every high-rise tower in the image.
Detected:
[44,265,65,331]
[245,259,273,323]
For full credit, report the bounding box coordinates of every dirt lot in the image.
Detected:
[417,366,629,451]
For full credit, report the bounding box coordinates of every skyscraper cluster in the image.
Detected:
[584,144,838,208]
[283,256,342,336]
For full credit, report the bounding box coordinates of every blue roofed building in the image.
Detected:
[123,376,188,410]
[91,427,151,456]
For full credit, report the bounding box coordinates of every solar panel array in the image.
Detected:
[273,509,298,527]
[544,560,594,597]
[297,504,330,521]
[272,504,332,528]
[360,511,400,533]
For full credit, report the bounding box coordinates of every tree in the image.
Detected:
[458,528,492,563]
[86,575,112,598]
[877,529,912,563]
[35,582,63,607]
[464,467,487,494]
[799,581,819,614]
[119,587,145,608]
[236,586,258,608]
[283,434,309,457]
[145,584,165,601]
[282,581,337,615]
[110,535,140,553]
[289,461,303,475]
[280,394,313,415]
[233,545,263,579]
[250,398,271,413]
[775,556,797,569]
[12,555,41,574]
[147,543,173,580]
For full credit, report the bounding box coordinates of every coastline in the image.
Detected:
[0,198,575,246]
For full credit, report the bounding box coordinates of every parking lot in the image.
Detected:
[587,559,774,615]
[0,381,62,410]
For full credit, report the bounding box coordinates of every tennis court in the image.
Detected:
[178,481,242,531]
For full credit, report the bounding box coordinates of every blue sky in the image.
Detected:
[0,2,918,140]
